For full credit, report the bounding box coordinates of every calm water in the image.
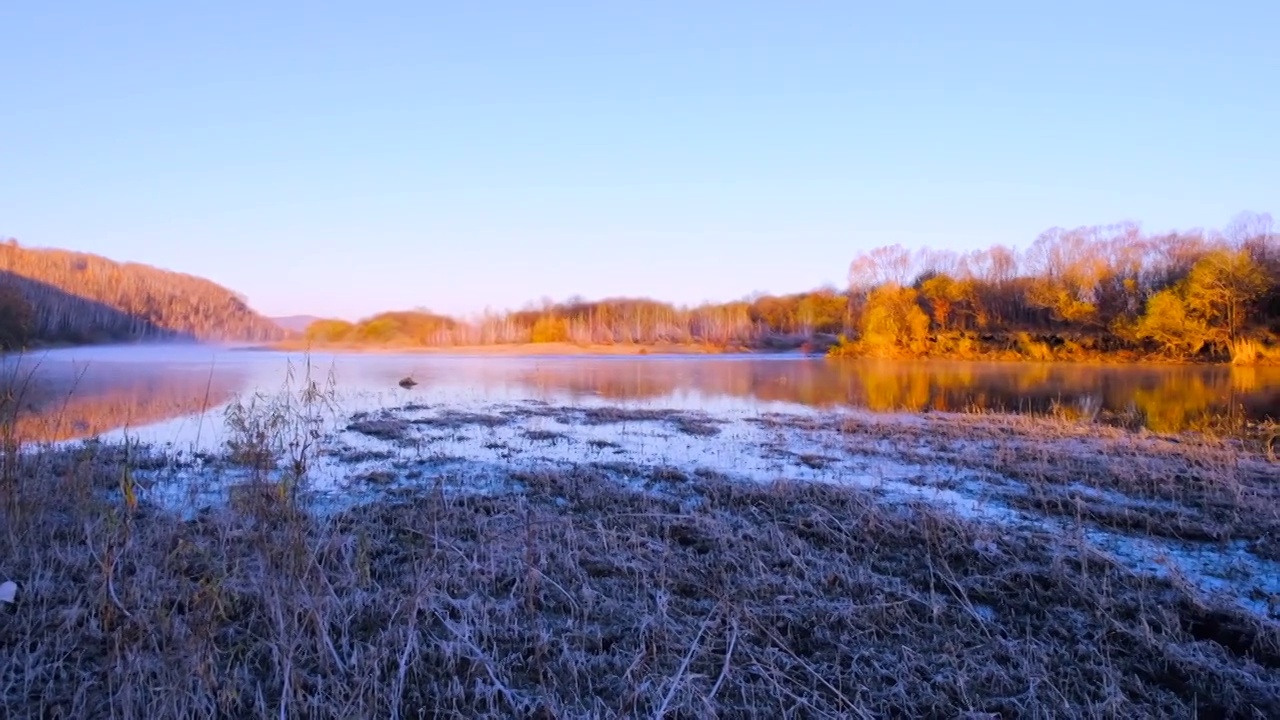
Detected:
[2,344,1279,445]
[7,344,1278,618]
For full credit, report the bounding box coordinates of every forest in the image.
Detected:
[0,240,283,349]
[2,212,1278,363]
[300,212,1280,363]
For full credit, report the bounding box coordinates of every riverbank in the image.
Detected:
[2,404,1278,717]
[261,340,765,356]
[258,330,1280,365]
[829,330,1280,366]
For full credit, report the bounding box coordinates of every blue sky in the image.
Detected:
[2,1,1276,320]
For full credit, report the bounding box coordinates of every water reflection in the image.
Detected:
[505,358,1280,431]
[1,351,250,443]
[2,348,1278,442]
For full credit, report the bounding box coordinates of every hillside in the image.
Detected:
[270,315,324,333]
[0,240,283,347]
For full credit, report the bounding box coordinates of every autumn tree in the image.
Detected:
[353,318,396,344]
[1024,227,1109,326]
[917,273,965,331]
[859,284,930,356]
[959,244,1017,327]
[849,244,914,291]
[795,290,848,335]
[1181,249,1269,345]
[530,316,570,343]
[304,319,356,344]
[1133,289,1213,356]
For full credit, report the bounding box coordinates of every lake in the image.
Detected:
[5,344,1279,619]
[3,344,1279,446]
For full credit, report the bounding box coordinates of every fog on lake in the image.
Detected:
[1,345,1277,446]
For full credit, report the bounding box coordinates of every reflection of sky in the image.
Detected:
[2,345,255,443]
[3,345,1280,447]
[15,345,1277,622]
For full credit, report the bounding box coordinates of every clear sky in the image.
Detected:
[2,1,1277,320]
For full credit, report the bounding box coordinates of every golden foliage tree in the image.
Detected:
[1133,288,1213,356]
[918,273,965,330]
[530,316,570,343]
[1181,249,1269,345]
[860,285,930,356]
[304,319,355,344]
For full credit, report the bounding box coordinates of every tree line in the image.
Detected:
[301,292,851,350]
[302,212,1279,363]
[3,212,1277,363]
[837,211,1279,362]
[0,240,283,349]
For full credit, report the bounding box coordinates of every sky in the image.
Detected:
[2,1,1277,320]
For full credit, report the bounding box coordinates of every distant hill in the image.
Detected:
[271,315,324,333]
[0,240,284,346]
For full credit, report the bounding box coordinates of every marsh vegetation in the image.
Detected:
[2,351,1279,717]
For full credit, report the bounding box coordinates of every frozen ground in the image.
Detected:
[100,390,1280,623]
[12,350,1280,716]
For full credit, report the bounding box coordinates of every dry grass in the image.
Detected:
[955,413,1280,558]
[3,367,1280,718]
[2,441,1279,718]
[742,409,1280,562]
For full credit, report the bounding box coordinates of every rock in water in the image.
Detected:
[398,376,418,389]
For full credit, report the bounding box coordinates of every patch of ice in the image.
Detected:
[107,394,1280,621]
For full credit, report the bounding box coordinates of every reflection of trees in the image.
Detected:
[1230,367,1261,394]
[499,360,1280,432]
[2,356,1275,440]
[1132,381,1213,434]
[1127,367,1280,432]
[1232,367,1280,425]
[1,363,247,443]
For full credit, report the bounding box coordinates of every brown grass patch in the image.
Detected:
[2,447,1278,718]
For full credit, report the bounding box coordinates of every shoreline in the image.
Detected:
[244,339,1268,366]
[8,337,1274,367]
[3,406,1278,716]
[254,340,775,356]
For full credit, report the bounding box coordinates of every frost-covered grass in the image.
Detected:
[2,382,1280,717]
[312,402,1280,617]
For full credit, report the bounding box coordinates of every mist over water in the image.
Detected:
[2,344,1279,446]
